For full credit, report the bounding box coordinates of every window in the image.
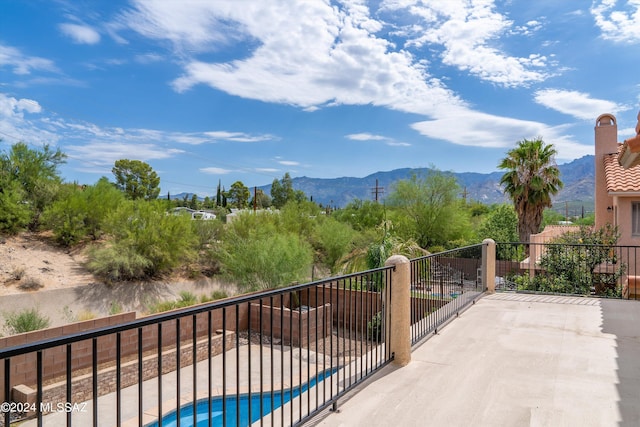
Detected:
[633,203,640,236]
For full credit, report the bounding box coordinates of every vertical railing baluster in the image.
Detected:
[192,313,197,427]
[248,300,252,426]
[298,290,303,424]
[259,298,264,426]
[222,308,227,427]
[66,344,72,427]
[138,327,143,427]
[92,338,98,427]
[279,294,284,427]
[235,304,240,427]
[116,332,122,427]
[37,350,43,427]
[4,358,11,427]
[176,317,181,427]
[314,284,319,411]
[289,291,293,426]
[207,310,213,427]
[269,296,274,427]
[157,323,163,427]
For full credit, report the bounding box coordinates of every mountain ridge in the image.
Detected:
[173,155,595,212]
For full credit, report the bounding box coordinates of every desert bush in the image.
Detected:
[0,181,32,234]
[147,291,200,313]
[211,290,229,300]
[18,276,43,290]
[218,229,313,292]
[88,200,197,281]
[191,219,224,248]
[4,308,50,335]
[43,178,126,246]
[313,218,356,273]
[75,310,96,321]
[88,244,153,282]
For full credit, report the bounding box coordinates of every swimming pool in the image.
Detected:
[146,368,335,427]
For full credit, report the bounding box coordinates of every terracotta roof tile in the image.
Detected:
[604,145,640,192]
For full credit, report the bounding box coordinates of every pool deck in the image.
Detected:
[310,293,640,427]
[22,293,640,426]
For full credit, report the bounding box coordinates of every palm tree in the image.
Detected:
[498,138,563,242]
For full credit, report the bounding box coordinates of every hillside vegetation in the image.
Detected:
[0,142,594,293]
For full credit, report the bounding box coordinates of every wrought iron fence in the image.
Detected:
[0,266,393,427]
[409,244,485,345]
[495,242,640,299]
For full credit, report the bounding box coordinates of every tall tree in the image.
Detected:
[386,170,470,248]
[250,188,272,209]
[270,172,305,208]
[498,138,563,242]
[0,142,66,229]
[216,179,222,207]
[112,159,160,200]
[226,181,250,208]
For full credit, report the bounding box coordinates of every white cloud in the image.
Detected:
[278,160,299,166]
[117,0,463,115]
[65,141,182,167]
[346,132,411,147]
[59,23,101,44]
[410,106,593,161]
[0,44,57,75]
[346,133,387,141]
[203,131,275,143]
[591,0,640,43]
[384,1,554,87]
[0,95,42,118]
[200,167,232,175]
[534,89,627,120]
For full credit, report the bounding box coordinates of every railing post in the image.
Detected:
[385,255,411,366]
[482,239,496,293]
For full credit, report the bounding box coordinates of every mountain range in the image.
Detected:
[175,155,596,214]
[273,155,595,210]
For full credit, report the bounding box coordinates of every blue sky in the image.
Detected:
[1,0,639,196]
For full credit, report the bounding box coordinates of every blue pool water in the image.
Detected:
[146,368,335,427]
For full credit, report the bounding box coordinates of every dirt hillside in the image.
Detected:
[0,232,100,296]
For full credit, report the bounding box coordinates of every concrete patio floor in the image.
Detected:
[311,293,640,427]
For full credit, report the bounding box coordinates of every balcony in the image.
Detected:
[2,241,640,426]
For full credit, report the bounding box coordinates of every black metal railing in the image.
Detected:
[495,242,640,299]
[409,244,485,345]
[0,266,393,427]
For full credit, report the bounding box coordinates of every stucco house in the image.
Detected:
[594,112,640,297]
[594,112,640,246]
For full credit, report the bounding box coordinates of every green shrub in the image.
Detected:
[218,231,313,291]
[0,181,32,234]
[88,200,197,281]
[4,308,50,335]
[87,244,153,282]
[147,291,201,313]
[43,178,126,246]
[211,290,229,300]
[313,218,356,273]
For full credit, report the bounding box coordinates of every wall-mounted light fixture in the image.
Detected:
[607,206,613,212]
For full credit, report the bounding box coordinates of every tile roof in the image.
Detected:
[603,145,640,192]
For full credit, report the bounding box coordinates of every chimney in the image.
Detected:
[594,113,617,228]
